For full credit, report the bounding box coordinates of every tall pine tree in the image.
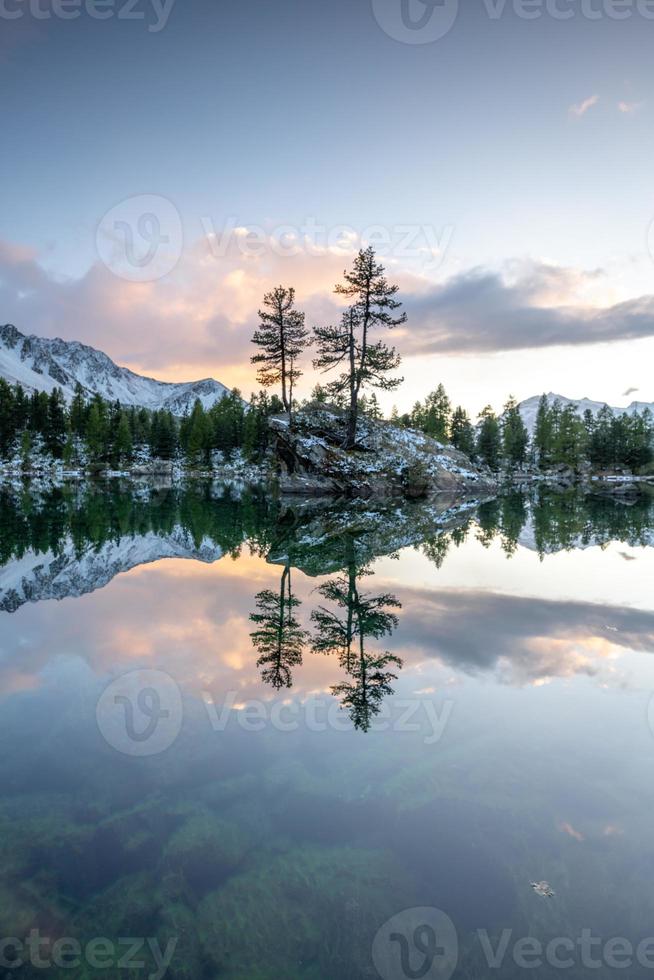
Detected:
[313,247,405,449]
[251,286,309,424]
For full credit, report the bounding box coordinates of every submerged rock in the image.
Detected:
[531,880,555,898]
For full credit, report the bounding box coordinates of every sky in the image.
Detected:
[1,0,654,415]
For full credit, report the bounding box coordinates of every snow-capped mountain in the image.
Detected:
[0,528,224,614]
[519,392,654,434]
[0,324,231,414]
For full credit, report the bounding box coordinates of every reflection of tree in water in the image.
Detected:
[311,558,402,732]
[250,565,309,689]
[426,494,529,559]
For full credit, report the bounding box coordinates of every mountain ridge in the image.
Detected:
[518,392,654,433]
[0,323,231,415]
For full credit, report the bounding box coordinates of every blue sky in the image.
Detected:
[1,0,653,412]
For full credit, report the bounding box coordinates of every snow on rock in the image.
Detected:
[269,404,497,499]
[0,323,231,414]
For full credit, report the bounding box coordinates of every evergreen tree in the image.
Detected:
[85,399,107,461]
[113,412,134,466]
[477,406,502,471]
[554,404,587,470]
[313,247,405,449]
[367,392,383,421]
[311,383,328,404]
[0,379,16,456]
[422,384,452,442]
[450,406,476,457]
[185,400,211,467]
[502,396,529,467]
[251,286,309,423]
[534,394,554,470]
[45,389,67,459]
[69,382,87,437]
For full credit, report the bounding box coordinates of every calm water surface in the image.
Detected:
[1,484,653,979]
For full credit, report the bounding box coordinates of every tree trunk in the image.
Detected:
[344,312,358,449]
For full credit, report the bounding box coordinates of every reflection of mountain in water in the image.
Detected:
[0,484,485,613]
[0,529,224,614]
[1,484,653,615]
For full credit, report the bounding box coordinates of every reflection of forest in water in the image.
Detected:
[2,482,653,729]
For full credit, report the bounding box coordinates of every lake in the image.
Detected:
[1,483,653,979]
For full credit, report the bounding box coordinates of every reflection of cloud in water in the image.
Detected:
[393,588,654,685]
[1,556,654,700]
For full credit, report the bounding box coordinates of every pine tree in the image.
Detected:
[85,399,107,462]
[69,382,87,437]
[20,430,31,470]
[367,392,383,421]
[534,394,553,470]
[477,406,502,471]
[43,388,67,459]
[422,384,452,442]
[450,406,476,457]
[502,396,529,467]
[0,379,16,457]
[113,412,133,466]
[554,404,587,470]
[313,247,405,449]
[251,286,309,423]
[184,400,210,467]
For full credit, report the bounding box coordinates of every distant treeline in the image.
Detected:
[393,385,654,473]
[1,374,652,475]
[0,379,282,468]
[0,483,275,566]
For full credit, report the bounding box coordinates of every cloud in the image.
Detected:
[0,236,346,388]
[559,821,585,842]
[395,588,654,686]
[569,94,599,117]
[403,264,654,354]
[618,100,644,114]
[2,241,654,379]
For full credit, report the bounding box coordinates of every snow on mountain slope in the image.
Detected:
[0,527,224,613]
[519,392,654,433]
[0,324,231,414]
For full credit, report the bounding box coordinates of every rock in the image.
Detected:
[531,880,555,898]
[269,404,496,501]
[130,459,174,477]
